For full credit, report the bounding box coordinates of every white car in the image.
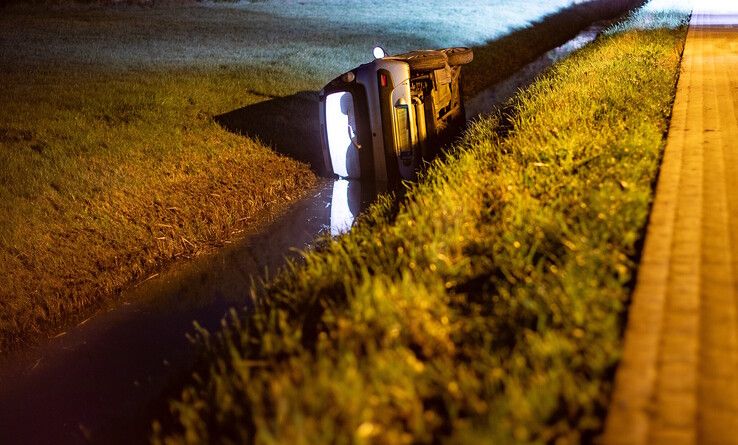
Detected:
[320,46,473,183]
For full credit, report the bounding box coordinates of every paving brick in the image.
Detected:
[602,4,738,444]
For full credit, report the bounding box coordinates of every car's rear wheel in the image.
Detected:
[393,50,448,71]
[441,47,473,66]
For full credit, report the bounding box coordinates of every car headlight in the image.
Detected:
[325,91,361,178]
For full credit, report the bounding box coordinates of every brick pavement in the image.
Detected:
[602,3,738,444]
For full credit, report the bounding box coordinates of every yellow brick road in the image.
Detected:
[602,3,738,445]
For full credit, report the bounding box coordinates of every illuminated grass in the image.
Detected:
[152,6,689,444]
[0,67,318,352]
[0,0,641,352]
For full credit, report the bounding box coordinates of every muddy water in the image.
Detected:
[0,24,607,445]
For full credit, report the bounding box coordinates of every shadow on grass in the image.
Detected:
[214,91,327,176]
[214,0,645,176]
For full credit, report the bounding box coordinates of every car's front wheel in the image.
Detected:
[441,47,473,66]
[392,49,448,71]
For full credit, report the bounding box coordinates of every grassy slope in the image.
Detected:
[462,0,646,98]
[0,0,641,353]
[0,67,318,352]
[152,6,688,445]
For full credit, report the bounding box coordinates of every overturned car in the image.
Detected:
[319,46,473,184]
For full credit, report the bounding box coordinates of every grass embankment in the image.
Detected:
[0,0,642,353]
[153,6,689,444]
[462,0,646,98]
[0,68,317,353]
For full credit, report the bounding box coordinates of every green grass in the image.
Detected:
[0,67,318,352]
[0,0,641,353]
[461,0,647,98]
[151,5,689,445]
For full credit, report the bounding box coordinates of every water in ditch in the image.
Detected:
[0,177,383,442]
[0,22,607,445]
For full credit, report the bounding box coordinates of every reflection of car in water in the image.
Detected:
[320,46,473,184]
[329,179,361,235]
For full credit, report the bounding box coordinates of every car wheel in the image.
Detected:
[393,50,448,71]
[441,47,473,66]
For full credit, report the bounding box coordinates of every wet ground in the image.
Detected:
[0,178,378,444]
[0,23,608,445]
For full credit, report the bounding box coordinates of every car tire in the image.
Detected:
[393,50,448,71]
[441,47,473,66]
